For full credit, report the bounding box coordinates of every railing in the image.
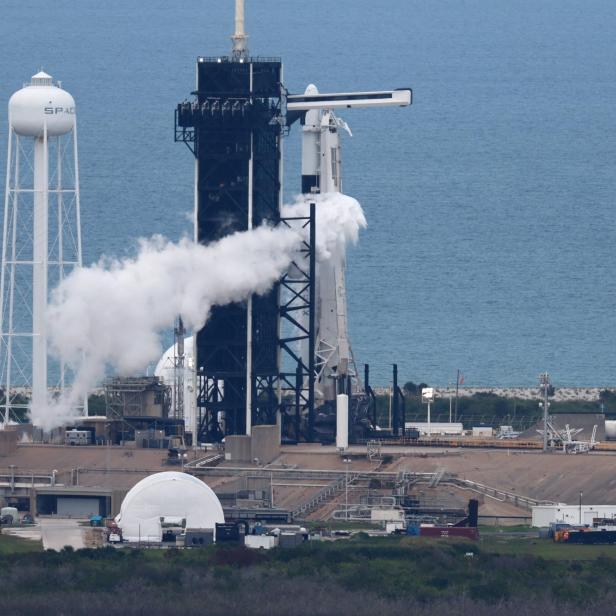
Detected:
[292,473,360,518]
[197,55,281,63]
[176,98,278,128]
[443,477,554,510]
[183,453,224,469]
[0,472,57,488]
[365,436,546,450]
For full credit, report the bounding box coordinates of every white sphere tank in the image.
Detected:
[9,71,75,137]
[154,336,196,432]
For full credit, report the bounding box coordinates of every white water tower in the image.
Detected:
[0,71,82,425]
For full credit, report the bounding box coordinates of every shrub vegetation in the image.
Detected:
[2,534,616,614]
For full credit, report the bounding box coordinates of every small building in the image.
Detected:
[104,376,182,445]
[404,422,464,436]
[105,376,170,420]
[472,426,494,438]
[75,416,108,443]
[532,504,616,527]
[35,486,118,518]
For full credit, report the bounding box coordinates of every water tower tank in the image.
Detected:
[9,71,75,137]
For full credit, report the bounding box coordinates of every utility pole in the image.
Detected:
[343,458,351,520]
[392,364,399,436]
[422,388,435,437]
[454,369,460,422]
[579,490,583,525]
[539,372,551,453]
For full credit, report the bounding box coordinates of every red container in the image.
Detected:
[419,526,478,540]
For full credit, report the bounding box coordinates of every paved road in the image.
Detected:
[2,526,42,543]
[39,518,85,551]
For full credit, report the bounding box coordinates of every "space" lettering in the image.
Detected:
[43,107,75,115]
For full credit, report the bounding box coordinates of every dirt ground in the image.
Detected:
[3,442,614,520]
[274,444,616,507]
[388,449,616,505]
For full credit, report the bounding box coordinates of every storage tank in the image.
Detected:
[154,336,196,437]
[9,71,75,137]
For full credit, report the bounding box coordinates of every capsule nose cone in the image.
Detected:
[304,84,319,95]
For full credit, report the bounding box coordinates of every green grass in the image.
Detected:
[480,532,616,560]
[478,524,534,534]
[0,533,42,554]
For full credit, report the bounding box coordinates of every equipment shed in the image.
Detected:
[34,487,116,518]
[532,504,616,527]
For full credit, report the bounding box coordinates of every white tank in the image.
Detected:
[154,336,196,435]
[605,420,616,440]
[9,71,75,137]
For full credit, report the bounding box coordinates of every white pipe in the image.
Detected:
[57,132,64,391]
[72,120,87,416]
[192,62,199,447]
[336,394,349,450]
[73,120,82,269]
[32,128,48,413]
[427,400,431,436]
[245,130,253,436]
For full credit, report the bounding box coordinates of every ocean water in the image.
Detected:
[0,0,615,387]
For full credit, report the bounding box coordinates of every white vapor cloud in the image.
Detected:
[32,193,366,430]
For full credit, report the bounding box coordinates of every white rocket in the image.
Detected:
[289,85,412,403]
[300,85,354,401]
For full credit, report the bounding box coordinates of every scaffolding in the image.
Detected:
[104,376,180,445]
[104,376,171,420]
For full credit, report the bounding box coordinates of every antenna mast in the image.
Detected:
[173,316,186,421]
[231,0,249,60]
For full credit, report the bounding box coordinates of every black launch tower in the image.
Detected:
[176,57,284,440]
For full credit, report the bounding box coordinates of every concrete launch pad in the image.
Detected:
[3,441,616,528]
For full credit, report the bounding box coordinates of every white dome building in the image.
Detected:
[115,471,224,542]
[154,336,197,438]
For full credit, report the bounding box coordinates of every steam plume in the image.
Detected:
[32,193,366,429]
